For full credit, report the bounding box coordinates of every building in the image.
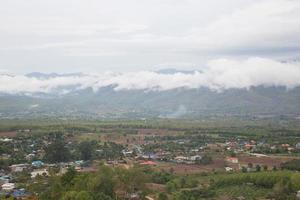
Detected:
[31,160,44,168]
[12,189,30,198]
[10,164,29,173]
[122,150,134,157]
[281,144,290,148]
[190,155,202,161]
[225,167,233,172]
[1,183,15,191]
[244,144,255,150]
[0,138,13,142]
[226,157,239,164]
[0,176,10,185]
[31,169,49,178]
[174,156,189,163]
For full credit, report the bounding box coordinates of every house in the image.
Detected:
[1,183,15,191]
[31,169,49,178]
[297,190,300,198]
[144,153,157,159]
[12,188,30,198]
[296,143,300,149]
[122,150,134,157]
[0,138,13,142]
[174,156,189,163]
[0,176,10,185]
[225,167,233,172]
[282,144,290,148]
[75,166,82,171]
[244,144,255,150]
[10,164,29,173]
[190,155,202,161]
[190,148,199,152]
[249,153,268,158]
[288,147,294,152]
[32,160,44,168]
[226,157,239,164]
[173,155,202,164]
[75,160,84,166]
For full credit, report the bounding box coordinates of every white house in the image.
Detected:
[226,157,239,164]
[1,183,15,191]
[190,155,202,161]
[31,169,49,178]
[10,164,29,172]
[225,167,233,172]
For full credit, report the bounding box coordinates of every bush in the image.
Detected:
[281,159,300,171]
[214,171,294,189]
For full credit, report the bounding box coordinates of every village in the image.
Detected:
[1,124,300,199]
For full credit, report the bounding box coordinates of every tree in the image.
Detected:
[291,173,300,191]
[78,141,96,161]
[158,192,168,200]
[248,163,253,169]
[61,167,77,187]
[270,179,292,200]
[92,193,113,200]
[179,177,186,188]
[0,159,10,171]
[256,165,261,172]
[166,181,178,193]
[44,140,70,163]
[61,191,77,200]
[75,191,93,200]
[242,166,247,173]
[62,191,93,200]
[281,159,300,171]
[200,155,212,165]
[89,166,116,198]
[116,167,147,197]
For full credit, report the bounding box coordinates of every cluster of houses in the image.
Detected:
[1,131,300,199]
[121,143,206,166]
[0,159,93,198]
[224,139,300,154]
[0,168,28,198]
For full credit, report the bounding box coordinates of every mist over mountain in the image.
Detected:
[1,57,300,119]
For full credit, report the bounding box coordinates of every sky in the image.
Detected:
[1,0,300,74]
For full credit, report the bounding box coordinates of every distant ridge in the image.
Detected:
[0,85,299,119]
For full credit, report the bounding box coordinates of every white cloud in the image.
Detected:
[1,0,300,72]
[182,0,300,53]
[0,57,300,94]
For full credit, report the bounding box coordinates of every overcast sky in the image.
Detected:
[1,0,300,73]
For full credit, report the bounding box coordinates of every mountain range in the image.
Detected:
[0,71,299,119]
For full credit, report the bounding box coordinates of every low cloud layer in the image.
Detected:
[0,57,300,94]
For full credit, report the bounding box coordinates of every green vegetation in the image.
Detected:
[1,119,300,200]
[281,159,300,171]
[36,165,147,200]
